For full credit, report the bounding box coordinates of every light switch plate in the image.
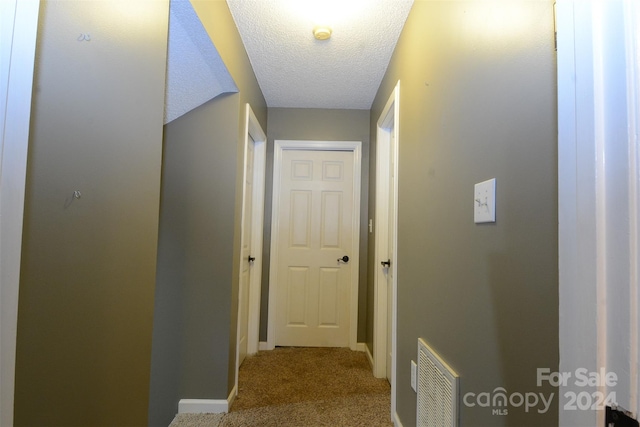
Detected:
[474,178,496,223]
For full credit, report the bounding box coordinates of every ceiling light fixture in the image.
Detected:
[313,26,332,40]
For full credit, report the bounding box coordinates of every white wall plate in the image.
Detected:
[474,178,496,223]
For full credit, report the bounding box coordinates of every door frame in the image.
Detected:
[235,104,267,391]
[267,140,362,351]
[557,1,640,424]
[373,82,400,418]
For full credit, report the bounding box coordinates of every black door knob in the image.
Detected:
[337,255,349,263]
[381,259,391,268]
[248,255,256,263]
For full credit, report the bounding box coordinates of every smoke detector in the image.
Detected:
[313,26,332,40]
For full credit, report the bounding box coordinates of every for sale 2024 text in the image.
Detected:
[538,368,618,411]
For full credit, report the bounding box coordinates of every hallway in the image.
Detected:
[11,1,635,425]
[170,348,392,426]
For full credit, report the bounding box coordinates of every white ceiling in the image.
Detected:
[226,0,414,110]
[165,0,238,124]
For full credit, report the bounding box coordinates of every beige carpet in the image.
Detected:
[169,347,393,427]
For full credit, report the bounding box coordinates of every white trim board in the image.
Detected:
[245,105,267,357]
[266,140,362,351]
[558,1,640,424]
[393,411,404,427]
[178,386,236,414]
[178,399,226,414]
[365,343,374,369]
[373,81,400,422]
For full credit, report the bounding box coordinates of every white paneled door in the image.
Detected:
[275,149,355,347]
[238,135,254,366]
[235,104,266,394]
[385,129,396,382]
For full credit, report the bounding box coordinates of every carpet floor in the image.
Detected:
[169,347,393,427]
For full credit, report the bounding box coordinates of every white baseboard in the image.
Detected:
[228,384,237,409]
[364,343,374,369]
[178,399,226,414]
[258,342,367,353]
[393,411,404,427]
[178,386,237,414]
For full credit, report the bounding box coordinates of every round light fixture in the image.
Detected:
[313,26,332,40]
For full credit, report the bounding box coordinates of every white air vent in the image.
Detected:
[417,338,459,427]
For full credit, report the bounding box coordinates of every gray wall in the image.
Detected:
[149,93,239,426]
[370,1,558,426]
[148,1,267,425]
[15,1,169,425]
[260,108,370,343]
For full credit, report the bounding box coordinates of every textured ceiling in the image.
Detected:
[227,0,413,109]
[164,0,237,124]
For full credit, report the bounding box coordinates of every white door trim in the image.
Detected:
[1,1,40,425]
[235,104,266,392]
[373,82,400,419]
[267,140,362,351]
[558,1,640,424]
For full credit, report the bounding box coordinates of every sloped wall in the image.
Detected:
[148,0,267,425]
